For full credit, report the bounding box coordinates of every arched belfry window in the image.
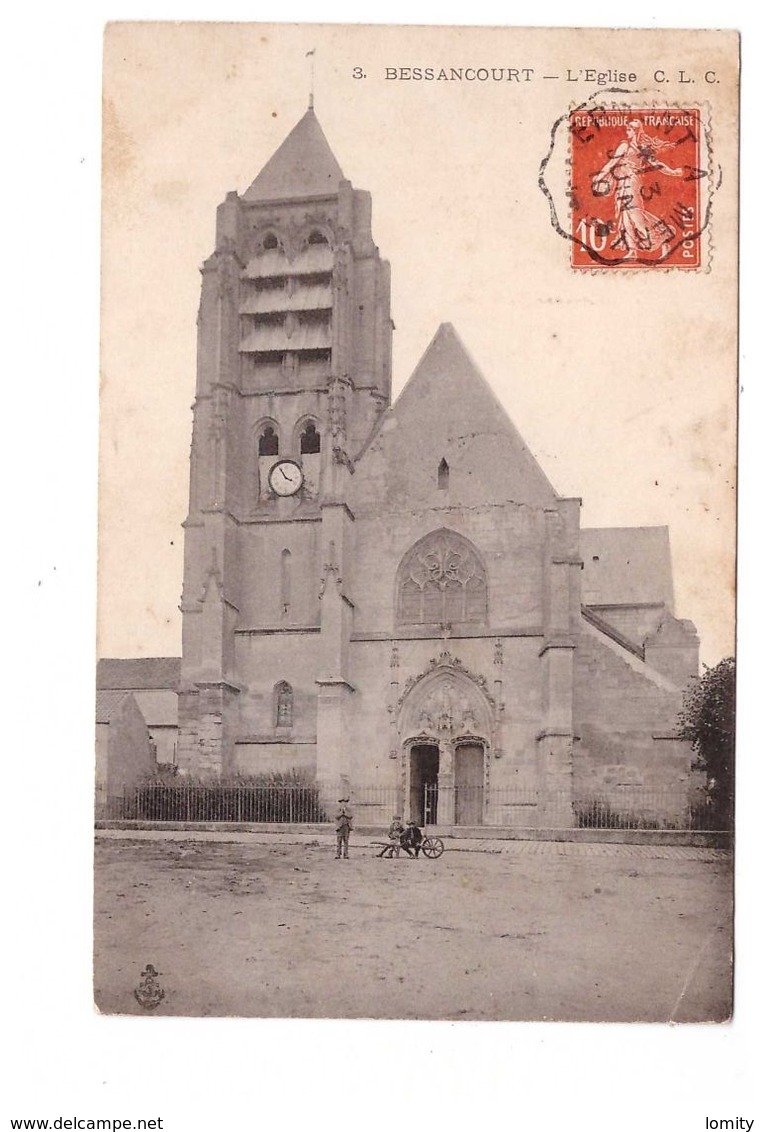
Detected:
[396,529,487,627]
[300,422,321,454]
[307,230,329,245]
[262,232,280,250]
[438,458,449,490]
[258,426,279,456]
[274,681,293,728]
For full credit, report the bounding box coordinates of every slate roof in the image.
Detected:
[95,690,132,724]
[96,657,181,691]
[580,527,674,609]
[243,108,345,202]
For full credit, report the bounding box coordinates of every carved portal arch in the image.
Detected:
[398,663,493,750]
[395,653,498,826]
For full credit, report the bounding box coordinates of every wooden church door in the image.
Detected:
[454,743,484,825]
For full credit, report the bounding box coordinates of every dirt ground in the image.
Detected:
[93,835,732,1022]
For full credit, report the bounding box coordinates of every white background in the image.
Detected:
[5,4,761,1131]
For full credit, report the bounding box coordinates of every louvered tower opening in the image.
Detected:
[239,233,333,381]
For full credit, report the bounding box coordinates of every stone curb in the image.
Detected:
[94,827,730,860]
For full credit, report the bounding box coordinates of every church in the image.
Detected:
[173,105,700,828]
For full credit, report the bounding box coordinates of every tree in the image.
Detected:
[677,656,735,829]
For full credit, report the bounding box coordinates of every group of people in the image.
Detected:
[377,816,423,858]
[334,799,423,859]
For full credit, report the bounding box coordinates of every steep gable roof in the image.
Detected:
[353,323,557,509]
[243,108,345,202]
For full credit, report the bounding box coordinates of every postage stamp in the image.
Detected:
[569,107,705,269]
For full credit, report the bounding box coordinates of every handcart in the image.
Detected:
[371,826,444,859]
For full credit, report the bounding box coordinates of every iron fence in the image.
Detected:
[418,784,714,831]
[100,782,327,823]
[97,781,724,832]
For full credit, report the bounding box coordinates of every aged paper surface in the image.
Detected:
[94,21,738,1025]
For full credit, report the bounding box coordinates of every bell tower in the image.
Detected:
[177,107,393,777]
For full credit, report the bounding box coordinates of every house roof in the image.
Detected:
[95,690,132,724]
[96,657,181,691]
[580,526,674,609]
[243,108,345,202]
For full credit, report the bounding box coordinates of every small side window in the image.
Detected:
[274,681,293,728]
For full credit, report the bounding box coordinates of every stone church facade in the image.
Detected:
[176,107,699,827]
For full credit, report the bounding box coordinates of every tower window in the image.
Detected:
[258,426,279,456]
[274,681,293,728]
[437,458,449,490]
[262,233,279,250]
[300,422,321,454]
[307,230,329,245]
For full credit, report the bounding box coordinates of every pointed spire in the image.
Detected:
[243,109,344,202]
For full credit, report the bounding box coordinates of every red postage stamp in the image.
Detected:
[570,108,704,269]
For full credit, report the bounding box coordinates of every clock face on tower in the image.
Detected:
[268,459,304,497]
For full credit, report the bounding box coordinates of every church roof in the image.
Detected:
[354,323,557,509]
[580,526,675,609]
[243,108,345,202]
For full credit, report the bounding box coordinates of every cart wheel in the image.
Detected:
[421,837,444,859]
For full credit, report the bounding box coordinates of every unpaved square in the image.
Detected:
[94,837,732,1021]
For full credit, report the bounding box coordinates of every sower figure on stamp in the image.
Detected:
[335,797,353,860]
[592,119,684,260]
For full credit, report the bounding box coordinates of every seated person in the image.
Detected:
[377,815,406,857]
[400,820,424,858]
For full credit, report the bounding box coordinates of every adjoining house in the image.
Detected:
[96,658,181,767]
[95,690,155,816]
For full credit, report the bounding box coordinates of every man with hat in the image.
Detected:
[400,819,424,858]
[335,797,353,859]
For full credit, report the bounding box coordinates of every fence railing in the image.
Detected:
[100,783,327,824]
[97,781,725,832]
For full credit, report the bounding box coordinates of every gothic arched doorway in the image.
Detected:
[409,743,439,825]
[397,653,495,827]
[454,742,485,825]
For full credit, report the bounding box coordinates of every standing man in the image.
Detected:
[335,797,353,860]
